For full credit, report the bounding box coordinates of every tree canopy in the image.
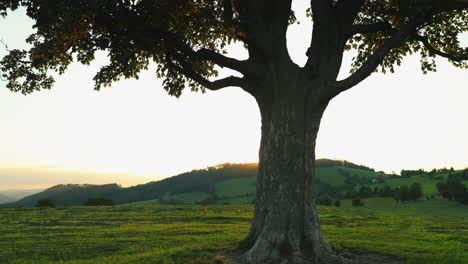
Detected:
[1,0,466,97]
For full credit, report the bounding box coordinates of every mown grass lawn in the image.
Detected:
[0,205,466,264]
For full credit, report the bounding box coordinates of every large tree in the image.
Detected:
[1,0,467,263]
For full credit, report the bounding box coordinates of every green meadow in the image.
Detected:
[1,204,467,264]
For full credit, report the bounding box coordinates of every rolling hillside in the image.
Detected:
[3,159,384,207]
[5,159,464,207]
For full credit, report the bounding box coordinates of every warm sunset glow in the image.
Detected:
[0,1,467,190]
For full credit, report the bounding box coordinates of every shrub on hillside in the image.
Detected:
[409,183,423,200]
[437,175,468,204]
[83,197,114,206]
[352,198,364,207]
[35,198,55,208]
[394,185,410,202]
[316,195,332,206]
[334,200,341,207]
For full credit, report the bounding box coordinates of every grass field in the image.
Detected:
[315,167,347,186]
[0,205,467,264]
[215,178,256,198]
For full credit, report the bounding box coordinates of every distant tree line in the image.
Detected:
[344,185,395,200]
[35,197,116,208]
[35,198,55,208]
[394,183,423,202]
[437,175,468,205]
[400,167,464,179]
[83,197,114,206]
[342,183,423,203]
[316,159,375,172]
[316,195,341,207]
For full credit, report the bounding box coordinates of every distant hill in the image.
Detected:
[0,189,44,202]
[4,184,121,207]
[0,194,14,204]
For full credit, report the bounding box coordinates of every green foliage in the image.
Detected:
[1,205,466,264]
[394,183,423,202]
[348,1,468,74]
[378,175,446,196]
[317,194,333,206]
[352,198,364,207]
[409,183,423,200]
[334,200,341,207]
[83,197,114,206]
[35,198,55,208]
[437,175,468,204]
[1,1,466,95]
[0,0,241,96]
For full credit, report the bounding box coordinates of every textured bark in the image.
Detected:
[238,64,346,264]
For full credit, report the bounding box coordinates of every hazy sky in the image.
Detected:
[1,1,467,190]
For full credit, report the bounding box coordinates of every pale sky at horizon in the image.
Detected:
[0,1,467,190]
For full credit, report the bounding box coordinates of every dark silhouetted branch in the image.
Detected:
[170,60,246,91]
[414,34,468,62]
[333,16,427,94]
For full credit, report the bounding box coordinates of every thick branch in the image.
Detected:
[222,0,234,25]
[333,17,427,94]
[350,22,396,36]
[310,0,333,22]
[336,0,366,28]
[160,32,249,74]
[414,34,468,62]
[194,75,246,91]
[195,48,249,73]
[170,60,246,91]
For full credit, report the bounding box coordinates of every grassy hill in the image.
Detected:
[0,205,466,264]
[5,184,121,207]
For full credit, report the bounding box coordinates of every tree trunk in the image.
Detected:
[239,72,344,264]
